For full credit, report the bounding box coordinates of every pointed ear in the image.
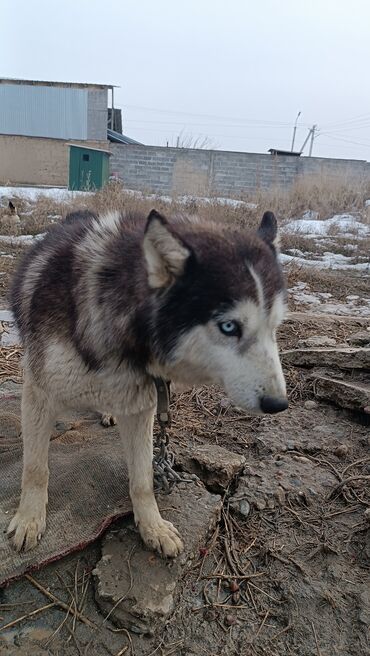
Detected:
[257,211,279,250]
[143,210,191,289]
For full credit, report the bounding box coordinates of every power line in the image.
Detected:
[319,133,370,147]
[124,118,295,130]
[123,103,312,127]
[320,112,370,129]
[321,122,370,133]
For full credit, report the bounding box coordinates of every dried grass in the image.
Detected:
[2,172,370,243]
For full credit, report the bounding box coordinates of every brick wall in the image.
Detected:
[0,134,109,186]
[110,144,370,197]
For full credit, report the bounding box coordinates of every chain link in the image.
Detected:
[153,411,196,494]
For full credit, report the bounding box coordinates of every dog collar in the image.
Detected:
[152,377,171,427]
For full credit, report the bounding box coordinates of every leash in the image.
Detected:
[152,377,194,494]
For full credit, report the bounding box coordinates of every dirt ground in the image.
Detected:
[0,194,369,656]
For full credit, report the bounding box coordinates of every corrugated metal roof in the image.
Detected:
[0,84,88,139]
[0,77,117,89]
[107,129,143,145]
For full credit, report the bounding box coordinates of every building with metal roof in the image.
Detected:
[0,77,142,187]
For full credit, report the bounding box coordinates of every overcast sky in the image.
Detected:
[2,0,370,160]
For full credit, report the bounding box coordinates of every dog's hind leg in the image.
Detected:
[118,409,184,558]
[8,374,56,551]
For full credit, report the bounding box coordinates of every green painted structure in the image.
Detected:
[68,144,110,191]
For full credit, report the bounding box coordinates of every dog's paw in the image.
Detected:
[101,413,117,427]
[7,509,46,552]
[139,519,184,558]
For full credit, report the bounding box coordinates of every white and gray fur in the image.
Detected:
[8,208,288,557]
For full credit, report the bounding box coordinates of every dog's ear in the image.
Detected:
[143,210,191,289]
[257,211,280,251]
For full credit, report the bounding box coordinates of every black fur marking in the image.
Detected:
[11,212,101,370]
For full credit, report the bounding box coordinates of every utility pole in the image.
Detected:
[309,124,317,156]
[299,124,318,155]
[291,111,301,152]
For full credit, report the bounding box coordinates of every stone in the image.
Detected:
[93,481,222,634]
[312,375,370,412]
[229,497,250,517]
[298,336,336,348]
[347,331,370,347]
[304,400,317,410]
[173,443,246,492]
[334,444,349,458]
[281,347,370,370]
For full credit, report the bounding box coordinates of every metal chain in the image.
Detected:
[152,378,195,494]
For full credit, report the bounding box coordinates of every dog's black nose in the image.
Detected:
[260,396,289,414]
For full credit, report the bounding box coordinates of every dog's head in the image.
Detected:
[143,209,288,415]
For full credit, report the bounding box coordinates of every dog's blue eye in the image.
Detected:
[218,320,241,337]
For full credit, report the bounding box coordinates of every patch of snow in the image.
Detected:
[0,186,92,203]
[365,200,370,207]
[285,248,306,257]
[301,210,319,220]
[0,233,46,246]
[292,292,321,305]
[289,283,370,317]
[187,197,257,209]
[121,189,256,208]
[282,213,369,238]
[280,252,370,271]
[0,185,258,211]
[318,302,370,317]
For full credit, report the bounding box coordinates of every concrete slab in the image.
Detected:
[229,452,338,515]
[173,442,246,492]
[312,375,370,412]
[281,347,370,370]
[93,481,221,635]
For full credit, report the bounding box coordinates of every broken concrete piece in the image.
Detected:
[173,443,246,492]
[347,331,370,347]
[93,481,221,634]
[312,375,370,412]
[229,454,337,515]
[281,347,370,370]
[285,311,370,326]
[298,336,337,348]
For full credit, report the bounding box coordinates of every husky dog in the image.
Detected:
[8,208,288,557]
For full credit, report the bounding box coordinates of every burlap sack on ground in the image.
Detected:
[0,383,131,586]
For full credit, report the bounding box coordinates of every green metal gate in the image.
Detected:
[68,145,110,191]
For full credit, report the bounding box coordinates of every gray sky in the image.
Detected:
[2,0,370,160]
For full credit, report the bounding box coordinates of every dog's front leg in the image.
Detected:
[8,376,55,551]
[118,409,184,558]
